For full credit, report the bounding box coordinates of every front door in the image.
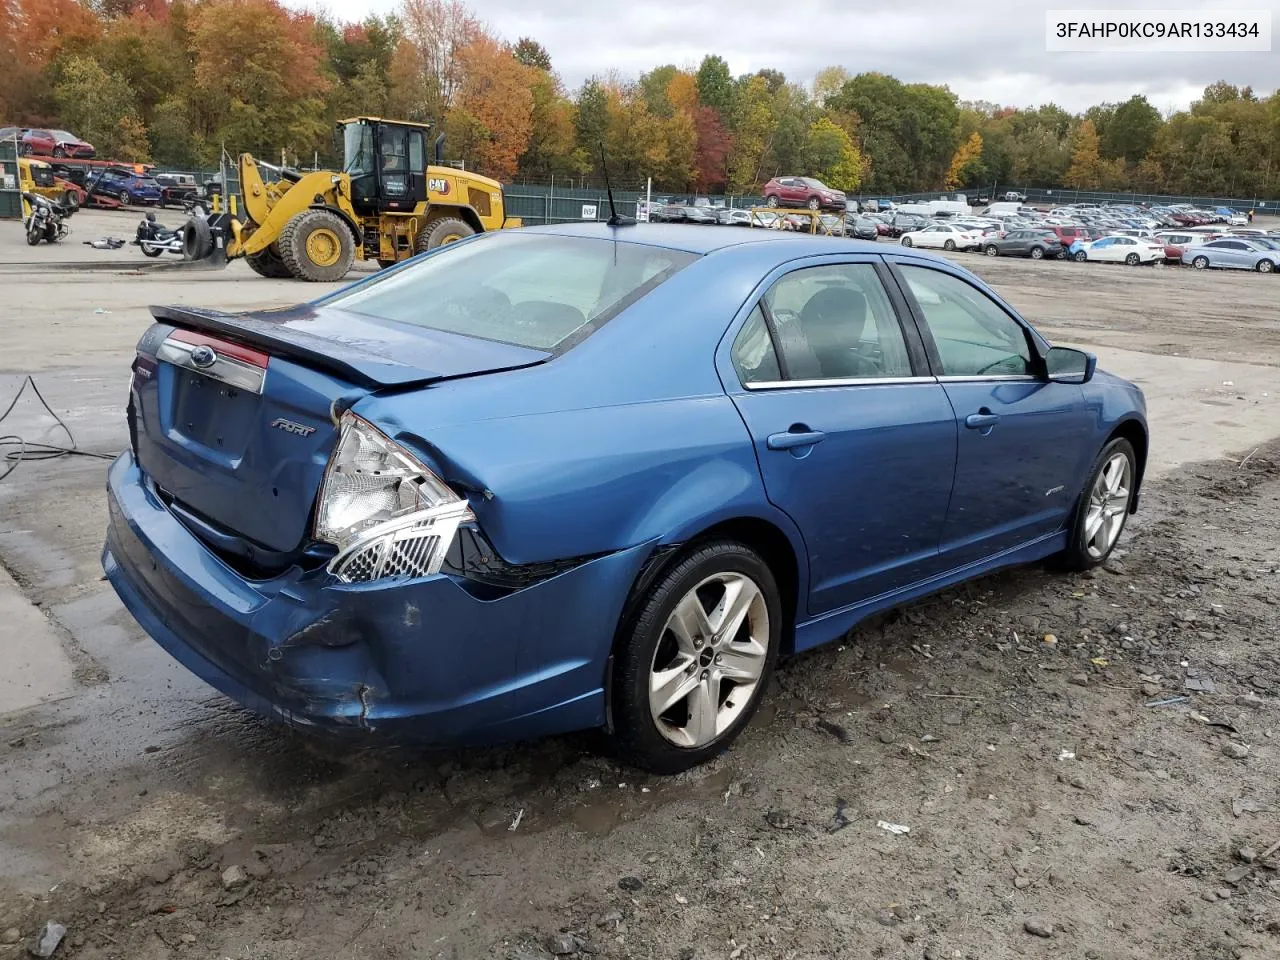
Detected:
[721,258,958,617]
[889,261,1093,567]
[376,126,427,212]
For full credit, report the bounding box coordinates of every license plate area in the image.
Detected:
[170,372,258,454]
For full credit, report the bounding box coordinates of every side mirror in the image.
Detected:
[1045,345,1096,384]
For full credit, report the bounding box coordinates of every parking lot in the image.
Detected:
[1,206,1279,959]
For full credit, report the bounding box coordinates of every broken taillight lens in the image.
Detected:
[315,413,473,583]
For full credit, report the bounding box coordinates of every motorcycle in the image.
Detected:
[132,212,184,258]
[21,192,72,246]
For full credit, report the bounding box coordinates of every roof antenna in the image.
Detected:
[599,143,635,227]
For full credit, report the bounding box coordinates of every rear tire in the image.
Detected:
[279,209,356,282]
[1125,252,1141,265]
[807,196,820,211]
[141,245,163,258]
[611,540,782,774]
[52,147,66,158]
[246,244,293,278]
[118,190,132,205]
[414,217,475,254]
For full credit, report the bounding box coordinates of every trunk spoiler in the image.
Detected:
[149,304,551,390]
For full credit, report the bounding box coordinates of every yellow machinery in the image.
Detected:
[18,158,82,213]
[189,117,521,281]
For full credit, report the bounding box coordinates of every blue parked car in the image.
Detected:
[1182,237,1279,273]
[92,167,164,206]
[103,224,1149,772]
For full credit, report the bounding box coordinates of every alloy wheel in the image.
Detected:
[648,572,769,748]
[1084,453,1132,560]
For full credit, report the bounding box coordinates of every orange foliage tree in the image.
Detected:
[449,35,534,180]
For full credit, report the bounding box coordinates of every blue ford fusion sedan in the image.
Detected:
[104,224,1148,772]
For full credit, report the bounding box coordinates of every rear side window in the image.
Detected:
[731,306,781,384]
[323,233,697,351]
[761,263,912,381]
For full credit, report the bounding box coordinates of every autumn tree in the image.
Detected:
[811,66,849,106]
[805,117,864,192]
[692,106,731,191]
[190,0,331,162]
[53,56,150,160]
[398,0,481,122]
[695,55,735,116]
[517,67,583,180]
[1063,119,1102,189]
[726,75,773,192]
[512,36,550,70]
[945,131,984,189]
[449,35,534,180]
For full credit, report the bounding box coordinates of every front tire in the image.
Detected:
[26,221,43,246]
[611,541,782,774]
[279,209,356,282]
[1257,259,1275,273]
[1058,438,1136,572]
[807,197,820,211]
[1192,255,1209,270]
[900,236,913,247]
[1030,246,1044,260]
[943,239,956,251]
[985,244,998,257]
[765,195,779,207]
[1074,250,1087,262]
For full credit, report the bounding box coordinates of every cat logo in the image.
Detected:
[428,178,450,195]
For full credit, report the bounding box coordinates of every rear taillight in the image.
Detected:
[316,413,473,583]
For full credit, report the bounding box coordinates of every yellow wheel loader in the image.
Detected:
[183,117,521,281]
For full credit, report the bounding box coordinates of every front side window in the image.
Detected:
[898,266,1033,378]
[761,263,912,381]
[323,233,697,351]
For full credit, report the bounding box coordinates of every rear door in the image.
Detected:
[888,260,1093,567]
[719,256,958,617]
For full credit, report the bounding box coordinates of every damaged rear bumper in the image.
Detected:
[102,451,648,742]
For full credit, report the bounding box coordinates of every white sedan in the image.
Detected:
[899,223,986,251]
[1070,235,1161,265]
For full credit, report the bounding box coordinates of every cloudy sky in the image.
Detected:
[289,0,1278,112]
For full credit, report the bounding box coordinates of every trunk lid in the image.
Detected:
[131,304,550,556]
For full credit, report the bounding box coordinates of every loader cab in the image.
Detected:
[340,118,430,214]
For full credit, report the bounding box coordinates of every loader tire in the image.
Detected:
[246,244,292,279]
[279,209,355,282]
[414,217,474,254]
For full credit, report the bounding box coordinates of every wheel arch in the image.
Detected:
[423,204,484,235]
[307,203,361,243]
[1106,417,1148,507]
[613,513,805,659]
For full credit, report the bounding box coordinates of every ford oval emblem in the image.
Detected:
[189,345,217,368]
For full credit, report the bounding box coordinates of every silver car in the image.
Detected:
[1182,238,1280,273]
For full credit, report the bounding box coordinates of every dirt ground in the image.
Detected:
[1,208,1279,960]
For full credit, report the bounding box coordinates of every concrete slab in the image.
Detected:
[0,565,76,713]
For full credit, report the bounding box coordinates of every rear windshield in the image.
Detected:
[322,232,697,351]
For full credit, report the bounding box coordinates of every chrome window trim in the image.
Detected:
[743,376,936,390]
[935,374,1038,383]
[157,339,266,395]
